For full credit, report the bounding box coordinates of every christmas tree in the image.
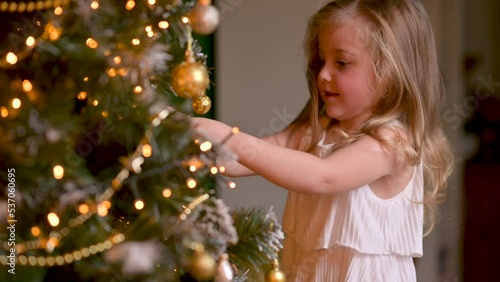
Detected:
[0,1,284,281]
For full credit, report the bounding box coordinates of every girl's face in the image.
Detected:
[317,23,378,130]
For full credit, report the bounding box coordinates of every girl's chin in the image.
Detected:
[325,109,341,120]
[324,111,356,127]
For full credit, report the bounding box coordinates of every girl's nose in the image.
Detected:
[318,66,331,83]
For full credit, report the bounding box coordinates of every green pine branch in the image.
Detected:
[228,207,284,273]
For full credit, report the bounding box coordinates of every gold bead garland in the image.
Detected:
[0,109,176,257]
[0,233,125,267]
[0,0,69,13]
[179,193,210,220]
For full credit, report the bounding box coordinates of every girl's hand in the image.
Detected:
[190,116,204,129]
[190,116,204,131]
[190,117,256,177]
[191,117,233,143]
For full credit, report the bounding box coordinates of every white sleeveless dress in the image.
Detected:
[281,133,424,282]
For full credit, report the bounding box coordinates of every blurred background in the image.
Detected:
[213,0,500,281]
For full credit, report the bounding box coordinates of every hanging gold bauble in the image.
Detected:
[188,0,220,35]
[265,269,286,282]
[190,250,217,280]
[192,95,212,115]
[171,61,209,99]
[265,259,286,282]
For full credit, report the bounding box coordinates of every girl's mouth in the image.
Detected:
[324,91,339,97]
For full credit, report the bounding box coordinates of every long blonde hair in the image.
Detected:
[290,0,453,234]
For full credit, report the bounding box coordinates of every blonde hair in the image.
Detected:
[290,0,453,234]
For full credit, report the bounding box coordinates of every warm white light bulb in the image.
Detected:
[158,21,169,29]
[77,91,87,100]
[142,144,152,157]
[54,7,63,15]
[200,141,212,152]
[6,52,17,64]
[22,80,33,92]
[131,38,140,46]
[78,204,89,214]
[11,98,21,109]
[53,165,64,179]
[86,38,98,49]
[126,0,135,10]
[0,107,8,118]
[162,188,172,198]
[134,200,145,210]
[26,36,36,47]
[133,86,142,94]
[47,213,60,227]
[31,226,41,237]
[186,178,197,189]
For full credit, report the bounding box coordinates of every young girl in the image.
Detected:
[193,0,453,280]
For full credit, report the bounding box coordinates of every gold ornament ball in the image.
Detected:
[171,61,209,99]
[192,95,212,115]
[265,269,286,282]
[266,260,286,282]
[190,250,217,280]
[189,4,220,35]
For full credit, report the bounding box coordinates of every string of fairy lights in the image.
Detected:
[1,0,231,268]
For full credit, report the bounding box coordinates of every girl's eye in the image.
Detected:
[336,61,349,68]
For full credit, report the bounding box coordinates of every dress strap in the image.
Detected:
[317,131,334,150]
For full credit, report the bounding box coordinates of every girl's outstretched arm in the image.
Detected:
[192,117,304,178]
[193,118,395,195]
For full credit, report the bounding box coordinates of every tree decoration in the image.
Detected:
[189,0,220,35]
[170,25,210,99]
[215,253,234,282]
[265,259,286,282]
[192,94,212,114]
[0,0,65,13]
[190,247,217,280]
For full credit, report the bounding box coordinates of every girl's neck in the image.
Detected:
[338,120,359,134]
[323,121,357,144]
